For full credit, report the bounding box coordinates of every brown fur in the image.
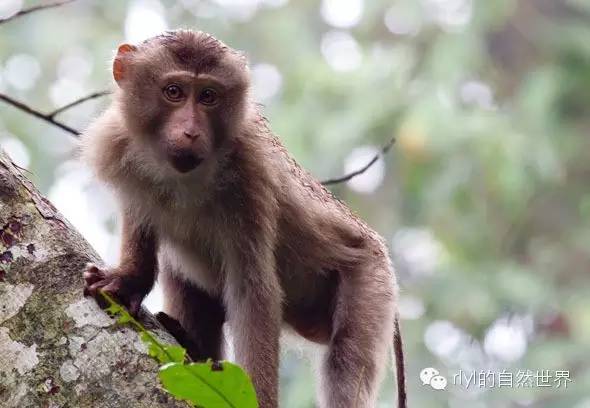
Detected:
[82,30,405,408]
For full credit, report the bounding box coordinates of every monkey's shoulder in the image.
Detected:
[247,135,388,261]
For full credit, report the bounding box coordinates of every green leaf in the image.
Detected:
[117,313,132,324]
[159,361,258,408]
[139,333,186,364]
[104,303,122,316]
[163,346,187,363]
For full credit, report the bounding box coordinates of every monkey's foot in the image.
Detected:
[155,312,200,360]
[83,263,147,315]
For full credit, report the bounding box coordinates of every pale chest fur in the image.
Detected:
[121,180,226,295]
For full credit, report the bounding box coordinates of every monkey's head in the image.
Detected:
[112,30,249,174]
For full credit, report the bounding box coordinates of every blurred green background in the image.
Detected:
[1,0,589,407]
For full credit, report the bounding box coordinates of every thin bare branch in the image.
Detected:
[1,90,395,182]
[0,0,77,25]
[0,0,392,186]
[321,136,396,186]
[0,93,80,136]
[48,91,110,118]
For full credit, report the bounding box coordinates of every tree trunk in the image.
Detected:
[0,150,188,408]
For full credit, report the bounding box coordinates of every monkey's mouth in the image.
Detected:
[169,151,202,173]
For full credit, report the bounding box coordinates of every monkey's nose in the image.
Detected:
[183,131,199,140]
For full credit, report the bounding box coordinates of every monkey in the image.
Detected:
[81,30,406,408]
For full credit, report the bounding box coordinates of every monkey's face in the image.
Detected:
[112,31,249,175]
[149,74,223,174]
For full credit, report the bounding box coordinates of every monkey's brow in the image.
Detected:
[161,71,225,87]
[161,70,198,81]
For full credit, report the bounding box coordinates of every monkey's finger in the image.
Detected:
[95,283,123,310]
[100,281,135,311]
[84,263,101,274]
[83,282,113,310]
[83,263,105,281]
[86,280,110,298]
[83,270,105,286]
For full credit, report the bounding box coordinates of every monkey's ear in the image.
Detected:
[113,44,137,83]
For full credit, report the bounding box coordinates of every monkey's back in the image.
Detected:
[244,114,396,342]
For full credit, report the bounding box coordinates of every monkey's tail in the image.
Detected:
[394,315,407,408]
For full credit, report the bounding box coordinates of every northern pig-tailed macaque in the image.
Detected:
[82,30,406,408]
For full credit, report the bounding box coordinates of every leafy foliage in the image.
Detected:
[160,361,258,408]
[102,292,258,408]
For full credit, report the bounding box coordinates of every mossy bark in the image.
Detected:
[0,150,188,408]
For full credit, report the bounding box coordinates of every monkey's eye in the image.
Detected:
[163,84,185,102]
[199,88,218,106]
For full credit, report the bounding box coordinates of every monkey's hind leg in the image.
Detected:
[319,265,395,408]
[159,270,226,361]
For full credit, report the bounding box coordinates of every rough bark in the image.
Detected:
[0,150,188,408]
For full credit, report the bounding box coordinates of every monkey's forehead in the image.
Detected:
[137,30,245,71]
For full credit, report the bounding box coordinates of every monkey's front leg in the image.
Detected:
[84,215,157,315]
[225,253,282,408]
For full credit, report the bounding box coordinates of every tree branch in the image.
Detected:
[0,0,77,25]
[0,93,80,136]
[47,90,110,118]
[321,136,396,186]
[0,149,188,407]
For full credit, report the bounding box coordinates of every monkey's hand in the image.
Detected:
[83,263,149,316]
